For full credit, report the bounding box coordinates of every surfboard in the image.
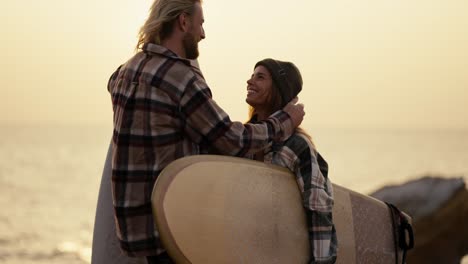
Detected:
[91,142,147,264]
[151,155,410,264]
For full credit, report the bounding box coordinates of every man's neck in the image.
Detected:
[161,37,186,58]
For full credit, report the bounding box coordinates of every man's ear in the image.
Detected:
[177,13,190,32]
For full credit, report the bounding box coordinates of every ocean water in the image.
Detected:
[0,125,109,264]
[0,124,467,264]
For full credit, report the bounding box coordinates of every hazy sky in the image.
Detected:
[2,0,467,129]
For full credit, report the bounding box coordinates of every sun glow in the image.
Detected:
[1,0,468,129]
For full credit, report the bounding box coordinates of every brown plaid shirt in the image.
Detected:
[267,134,337,263]
[247,116,337,263]
[108,43,295,257]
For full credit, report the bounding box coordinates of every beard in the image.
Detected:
[183,31,199,60]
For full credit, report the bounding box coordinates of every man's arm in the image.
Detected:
[180,77,304,156]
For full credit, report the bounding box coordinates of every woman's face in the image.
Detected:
[246,65,273,111]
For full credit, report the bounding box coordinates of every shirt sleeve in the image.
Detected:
[179,75,295,156]
[286,135,337,264]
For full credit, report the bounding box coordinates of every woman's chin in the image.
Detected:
[245,98,254,106]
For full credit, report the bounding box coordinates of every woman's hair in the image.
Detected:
[248,58,314,146]
[136,0,201,50]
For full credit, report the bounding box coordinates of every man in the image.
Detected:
[105,0,305,262]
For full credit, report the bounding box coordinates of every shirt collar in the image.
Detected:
[142,43,193,67]
[247,114,259,124]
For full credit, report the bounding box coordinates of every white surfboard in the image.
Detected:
[91,142,146,264]
[151,155,411,264]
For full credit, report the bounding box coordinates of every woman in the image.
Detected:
[246,58,337,264]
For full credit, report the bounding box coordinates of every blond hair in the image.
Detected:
[136,0,201,50]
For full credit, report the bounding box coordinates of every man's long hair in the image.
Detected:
[136,0,201,50]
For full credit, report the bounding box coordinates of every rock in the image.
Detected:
[370,176,468,264]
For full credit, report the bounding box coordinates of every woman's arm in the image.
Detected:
[278,134,337,264]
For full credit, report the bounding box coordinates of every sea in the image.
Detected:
[0,124,467,264]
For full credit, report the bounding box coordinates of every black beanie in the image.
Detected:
[254,58,303,107]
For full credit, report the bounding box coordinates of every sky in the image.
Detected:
[1,0,467,130]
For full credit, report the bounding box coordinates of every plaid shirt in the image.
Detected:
[107,43,294,257]
[248,128,338,263]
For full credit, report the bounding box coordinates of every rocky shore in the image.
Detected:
[371,176,468,264]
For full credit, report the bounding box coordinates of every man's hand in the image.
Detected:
[283,97,305,128]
